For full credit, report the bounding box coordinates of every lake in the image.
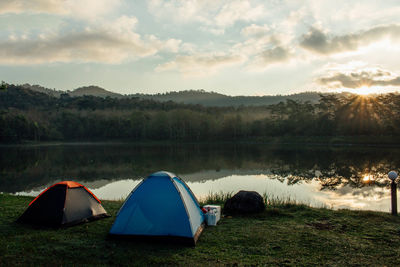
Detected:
[1,143,399,212]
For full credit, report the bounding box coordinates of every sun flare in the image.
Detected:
[334,86,393,96]
[352,86,379,95]
[362,175,373,183]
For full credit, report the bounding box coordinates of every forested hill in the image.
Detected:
[131,90,322,106]
[2,83,400,144]
[0,84,201,111]
[71,86,123,98]
[21,84,124,99]
[21,83,323,107]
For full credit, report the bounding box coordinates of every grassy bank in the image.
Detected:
[1,194,400,266]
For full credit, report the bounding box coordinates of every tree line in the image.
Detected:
[1,84,400,143]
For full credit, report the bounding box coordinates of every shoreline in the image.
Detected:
[2,135,400,148]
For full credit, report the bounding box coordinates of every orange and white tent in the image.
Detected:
[17,181,109,227]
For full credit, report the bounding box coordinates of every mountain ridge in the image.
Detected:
[19,83,343,107]
[130,90,323,106]
[71,86,124,98]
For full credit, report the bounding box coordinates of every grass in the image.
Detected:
[199,191,314,209]
[1,193,400,266]
[198,191,233,206]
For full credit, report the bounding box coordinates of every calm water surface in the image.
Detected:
[1,143,399,212]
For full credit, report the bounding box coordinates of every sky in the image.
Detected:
[1,0,400,96]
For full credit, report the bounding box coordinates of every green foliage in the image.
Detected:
[0,81,7,91]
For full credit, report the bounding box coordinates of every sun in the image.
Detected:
[362,175,374,183]
[351,86,380,95]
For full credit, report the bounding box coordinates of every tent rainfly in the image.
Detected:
[109,171,205,245]
[17,181,109,227]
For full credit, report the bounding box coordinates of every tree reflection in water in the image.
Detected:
[0,144,399,194]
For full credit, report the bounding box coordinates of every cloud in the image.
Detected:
[300,24,400,55]
[0,0,63,14]
[234,32,285,57]
[258,46,291,63]
[0,33,153,64]
[213,1,264,28]
[199,26,226,36]
[245,46,292,72]
[155,53,245,76]
[241,24,270,38]
[317,68,400,88]
[156,34,292,76]
[0,0,121,19]
[0,16,181,65]
[148,0,264,31]
[233,30,293,71]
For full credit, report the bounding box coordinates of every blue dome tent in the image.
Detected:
[109,171,205,245]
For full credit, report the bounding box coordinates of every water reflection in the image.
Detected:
[1,143,399,212]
